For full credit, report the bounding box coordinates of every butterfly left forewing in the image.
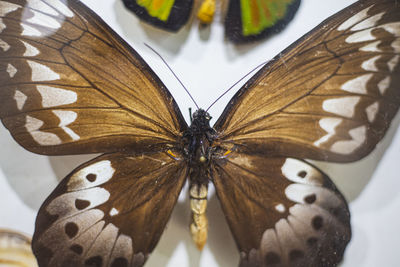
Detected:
[0,0,187,155]
[211,152,350,266]
[216,0,400,162]
[33,150,187,267]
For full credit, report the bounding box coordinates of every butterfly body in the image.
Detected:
[0,0,399,266]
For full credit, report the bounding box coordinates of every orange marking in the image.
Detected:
[223,150,232,156]
[167,150,177,158]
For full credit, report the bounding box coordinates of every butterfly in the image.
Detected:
[121,0,301,43]
[0,0,399,266]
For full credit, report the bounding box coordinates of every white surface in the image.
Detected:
[0,0,399,266]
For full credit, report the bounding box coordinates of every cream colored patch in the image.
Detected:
[6,63,17,78]
[388,55,399,72]
[0,18,5,33]
[331,125,367,154]
[52,110,80,141]
[109,208,119,216]
[21,40,40,57]
[46,0,74,17]
[341,73,373,94]
[25,10,61,29]
[21,23,42,36]
[346,28,376,43]
[27,60,60,81]
[338,5,373,31]
[111,234,133,261]
[360,40,381,52]
[14,90,27,110]
[379,22,400,37]
[25,115,61,145]
[26,0,59,16]
[361,56,381,72]
[322,97,360,118]
[351,12,385,31]
[275,204,286,213]
[0,38,10,51]
[37,85,77,107]
[190,184,208,199]
[314,118,343,147]
[0,2,21,16]
[366,101,379,123]
[378,76,391,95]
[67,160,115,191]
[281,158,322,186]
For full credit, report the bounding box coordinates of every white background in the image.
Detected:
[1,0,399,266]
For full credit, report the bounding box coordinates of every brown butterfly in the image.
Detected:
[0,0,399,266]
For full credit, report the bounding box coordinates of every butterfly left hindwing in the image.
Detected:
[33,151,187,266]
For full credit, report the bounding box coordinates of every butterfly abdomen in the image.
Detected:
[189,183,208,250]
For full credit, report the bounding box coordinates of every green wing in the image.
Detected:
[122,0,194,31]
[225,0,301,43]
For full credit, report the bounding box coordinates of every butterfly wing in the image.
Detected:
[122,0,193,32]
[225,0,301,43]
[0,0,187,155]
[216,0,400,162]
[211,153,350,266]
[32,150,187,267]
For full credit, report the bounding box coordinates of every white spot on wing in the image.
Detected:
[275,204,285,213]
[37,85,77,107]
[323,97,360,118]
[351,12,384,31]
[360,40,381,52]
[67,160,115,191]
[388,55,399,72]
[338,5,373,31]
[0,18,5,33]
[14,90,27,110]
[109,208,119,216]
[0,2,21,16]
[379,22,400,37]
[361,56,381,72]
[27,60,60,81]
[341,73,373,94]
[331,125,367,154]
[346,28,376,43]
[21,40,40,57]
[21,23,42,36]
[46,0,74,17]
[0,38,10,51]
[378,76,391,95]
[26,1,59,16]
[366,101,379,123]
[25,115,61,145]
[25,10,61,29]
[52,110,80,141]
[6,63,17,78]
[314,118,342,147]
[281,158,323,186]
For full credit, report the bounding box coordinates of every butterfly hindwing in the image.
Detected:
[122,0,193,32]
[225,0,301,43]
[216,0,400,162]
[211,153,351,266]
[0,0,187,155]
[32,150,187,267]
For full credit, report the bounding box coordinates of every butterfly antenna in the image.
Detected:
[144,43,199,109]
[206,61,269,112]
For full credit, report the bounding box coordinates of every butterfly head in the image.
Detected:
[191,109,212,130]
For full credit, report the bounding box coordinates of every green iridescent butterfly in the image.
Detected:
[122,0,301,43]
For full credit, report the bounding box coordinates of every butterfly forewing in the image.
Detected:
[32,150,187,267]
[0,0,187,155]
[211,153,350,266]
[215,0,400,162]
